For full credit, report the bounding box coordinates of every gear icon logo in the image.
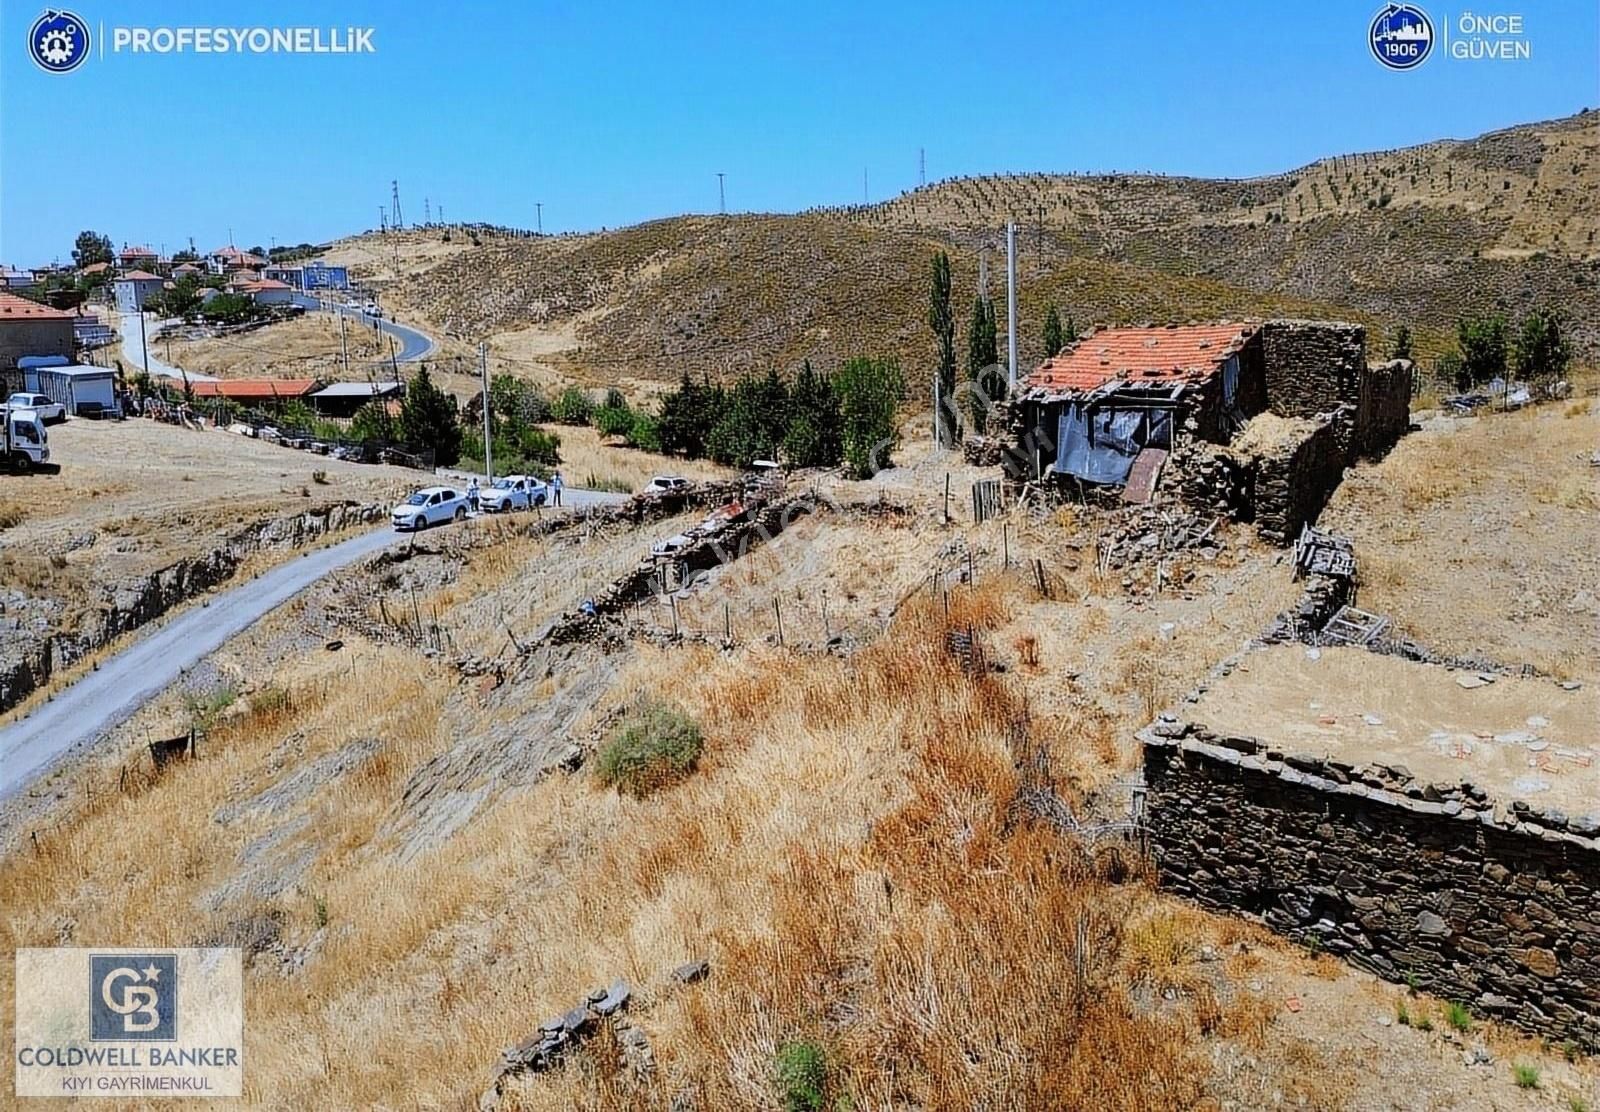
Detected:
[28,9,91,73]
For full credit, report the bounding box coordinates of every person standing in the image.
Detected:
[551,470,563,507]
[467,477,480,514]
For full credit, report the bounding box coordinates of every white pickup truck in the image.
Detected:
[1,404,51,473]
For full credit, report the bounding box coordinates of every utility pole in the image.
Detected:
[338,311,349,376]
[1006,222,1018,390]
[536,203,543,234]
[478,341,493,482]
[391,180,404,229]
[379,207,387,234]
[138,304,150,372]
[717,172,726,215]
[919,147,926,187]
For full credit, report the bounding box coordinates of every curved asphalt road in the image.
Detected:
[0,490,623,801]
[293,295,436,362]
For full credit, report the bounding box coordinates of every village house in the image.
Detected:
[238,278,296,306]
[1003,319,1412,542]
[112,270,166,313]
[117,244,159,271]
[0,267,36,289]
[207,245,268,276]
[309,380,404,418]
[0,291,75,375]
[186,378,319,407]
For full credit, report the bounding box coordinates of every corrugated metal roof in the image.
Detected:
[1024,322,1258,395]
[310,381,403,397]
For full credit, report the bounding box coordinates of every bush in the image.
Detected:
[775,1040,827,1112]
[1512,1063,1540,1089]
[1444,1001,1473,1032]
[593,399,635,438]
[835,356,906,478]
[595,702,703,798]
[625,411,662,453]
[552,386,594,426]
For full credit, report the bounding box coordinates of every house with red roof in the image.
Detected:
[0,291,75,373]
[186,378,319,403]
[118,244,159,270]
[1011,321,1268,486]
[207,245,268,276]
[113,270,167,313]
[237,278,295,306]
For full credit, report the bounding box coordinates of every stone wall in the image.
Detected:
[1142,731,1600,1051]
[1357,359,1415,457]
[1260,320,1366,421]
[1253,418,1346,545]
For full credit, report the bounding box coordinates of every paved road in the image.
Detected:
[118,311,219,382]
[293,295,436,363]
[0,490,624,801]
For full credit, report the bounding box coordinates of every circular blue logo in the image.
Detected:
[1369,4,1433,69]
[28,9,90,73]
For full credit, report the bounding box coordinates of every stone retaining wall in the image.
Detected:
[1142,729,1600,1051]
[1253,418,1347,545]
[1357,359,1415,457]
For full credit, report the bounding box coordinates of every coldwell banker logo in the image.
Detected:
[28,8,90,72]
[15,947,243,1097]
[1369,3,1434,69]
[90,954,177,1041]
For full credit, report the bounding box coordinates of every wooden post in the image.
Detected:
[822,594,830,638]
[966,549,974,584]
[724,602,732,644]
[773,597,784,646]
[1003,522,1010,569]
[670,594,679,636]
[943,474,951,524]
[1034,558,1047,599]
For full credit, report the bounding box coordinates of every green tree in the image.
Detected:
[552,386,594,425]
[72,230,113,270]
[967,295,1001,434]
[625,411,662,453]
[1513,309,1570,382]
[784,359,843,467]
[707,370,789,468]
[350,398,394,444]
[1391,324,1413,361]
[399,365,463,466]
[594,396,636,437]
[1042,303,1066,358]
[490,373,548,425]
[835,356,905,479]
[198,292,259,326]
[170,248,200,264]
[657,373,722,458]
[1457,314,1508,387]
[928,251,959,446]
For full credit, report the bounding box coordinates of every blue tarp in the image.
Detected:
[1055,405,1174,485]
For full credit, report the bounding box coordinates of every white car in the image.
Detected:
[477,474,548,513]
[7,393,65,425]
[391,486,469,531]
[643,475,691,494]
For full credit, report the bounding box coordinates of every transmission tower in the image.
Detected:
[424,197,431,225]
[920,147,926,187]
[391,180,404,229]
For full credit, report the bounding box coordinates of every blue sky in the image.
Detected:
[2,1,1594,265]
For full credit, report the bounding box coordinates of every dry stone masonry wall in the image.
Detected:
[1142,725,1600,1051]
[1260,319,1366,420]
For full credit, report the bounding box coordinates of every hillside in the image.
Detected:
[324,111,1598,390]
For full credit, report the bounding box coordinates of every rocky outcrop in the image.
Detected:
[0,501,386,713]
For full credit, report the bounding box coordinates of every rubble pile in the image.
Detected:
[1094,506,1224,572]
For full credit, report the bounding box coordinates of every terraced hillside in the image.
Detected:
[328,111,1597,388]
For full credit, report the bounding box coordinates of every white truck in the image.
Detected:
[1,404,51,473]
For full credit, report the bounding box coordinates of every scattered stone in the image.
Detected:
[1415,911,1450,937]
[1455,673,1494,690]
[672,959,710,985]
[1362,713,1384,727]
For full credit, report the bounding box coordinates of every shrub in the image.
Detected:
[249,686,290,716]
[1512,1063,1539,1089]
[552,386,594,426]
[625,412,662,453]
[1395,1001,1411,1027]
[1444,1001,1473,1032]
[593,399,635,438]
[835,356,905,478]
[775,1040,827,1112]
[595,703,704,798]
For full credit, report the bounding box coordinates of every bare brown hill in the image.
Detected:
[329,111,1597,388]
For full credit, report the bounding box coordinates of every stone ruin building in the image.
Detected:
[1000,319,1414,544]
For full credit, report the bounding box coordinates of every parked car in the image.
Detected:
[478,474,548,513]
[643,475,691,494]
[6,392,65,425]
[391,486,469,530]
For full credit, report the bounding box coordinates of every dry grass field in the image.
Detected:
[156,312,393,381]
[3,394,1597,1108]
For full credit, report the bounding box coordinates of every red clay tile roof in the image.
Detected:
[119,245,155,257]
[187,378,319,400]
[0,291,72,320]
[119,269,163,281]
[243,278,291,290]
[78,262,110,274]
[1025,322,1259,395]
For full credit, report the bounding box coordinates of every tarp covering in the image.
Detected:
[1055,405,1174,485]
